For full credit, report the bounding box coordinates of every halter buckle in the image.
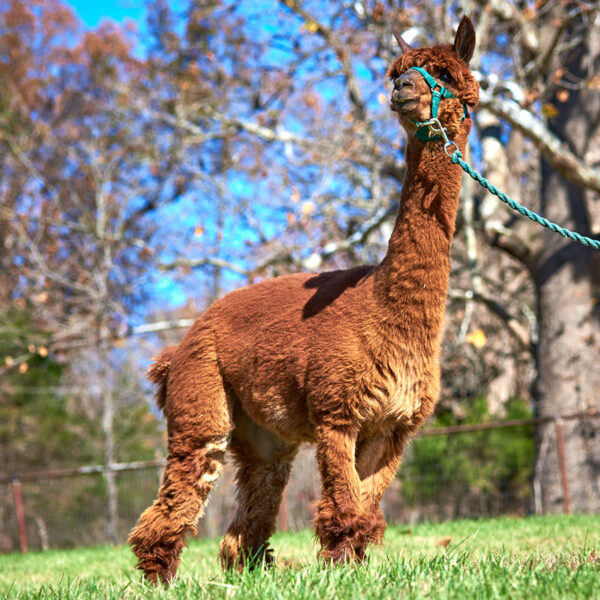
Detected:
[427,119,459,156]
[425,118,450,143]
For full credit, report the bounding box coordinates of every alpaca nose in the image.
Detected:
[393,74,415,90]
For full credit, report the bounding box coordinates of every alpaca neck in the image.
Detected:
[374,131,468,329]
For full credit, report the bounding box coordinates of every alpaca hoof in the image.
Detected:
[320,544,366,564]
[219,536,275,572]
[131,537,184,587]
[141,569,161,587]
[137,561,176,587]
[369,509,387,545]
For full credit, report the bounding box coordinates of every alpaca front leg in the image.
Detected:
[315,425,379,563]
[356,428,407,544]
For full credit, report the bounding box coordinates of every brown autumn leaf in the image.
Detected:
[139,247,153,261]
[542,103,559,118]
[523,7,535,21]
[301,21,319,34]
[301,201,316,217]
[434,536,452,548]
[553,67,566,84]
[587,75,600,90]
[303,91,320,111]
[466,328,487,348]
[524,89,537,107]
[278,557,302,568]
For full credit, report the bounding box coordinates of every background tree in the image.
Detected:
[532,4,600,513]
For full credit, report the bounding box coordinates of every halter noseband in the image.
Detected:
[408,66,469,142]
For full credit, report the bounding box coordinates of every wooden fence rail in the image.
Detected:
[3,408,598,553]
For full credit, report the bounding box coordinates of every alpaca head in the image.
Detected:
[388,16,479,141]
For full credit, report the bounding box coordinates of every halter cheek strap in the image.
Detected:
[408,66,469,142]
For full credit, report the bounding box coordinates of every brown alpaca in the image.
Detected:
[129,17,479,584]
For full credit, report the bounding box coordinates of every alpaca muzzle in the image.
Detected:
[390,71,420,110]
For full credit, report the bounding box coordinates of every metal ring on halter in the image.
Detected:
[427,118,451,144]
[426,118,443,134]
[444,140,459,157]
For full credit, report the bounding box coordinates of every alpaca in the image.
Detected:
[129,16,479,584]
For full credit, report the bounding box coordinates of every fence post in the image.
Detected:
[12,477,28,553]
[279,485,289,533]
[554,418,571,515]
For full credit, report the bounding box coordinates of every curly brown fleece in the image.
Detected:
[129,16,479,585]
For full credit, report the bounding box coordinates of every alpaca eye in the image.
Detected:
[438,69,453,84]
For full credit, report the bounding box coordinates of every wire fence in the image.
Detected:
[1,410,597,553]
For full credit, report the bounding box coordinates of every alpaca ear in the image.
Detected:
[392,29,412,55]
[453,16,476,64]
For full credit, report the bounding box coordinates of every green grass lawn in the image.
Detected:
[1,515,599,599]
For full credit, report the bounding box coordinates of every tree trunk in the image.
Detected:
[533,13,600,513]
[100,349,119,544]
[103,392,119,544]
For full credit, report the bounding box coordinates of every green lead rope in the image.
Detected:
[406,64,599,250]
[450,149,600,250]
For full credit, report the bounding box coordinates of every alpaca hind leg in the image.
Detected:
[129,434,229,584]
[129,346,232,585]
[219,422,298,570]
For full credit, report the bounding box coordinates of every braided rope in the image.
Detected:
[450,150,600,250]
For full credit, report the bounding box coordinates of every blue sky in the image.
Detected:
[66,0,145,27]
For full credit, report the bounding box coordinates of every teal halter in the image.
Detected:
[408,66,468,142]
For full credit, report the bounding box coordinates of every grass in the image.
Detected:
[1,515,599,599]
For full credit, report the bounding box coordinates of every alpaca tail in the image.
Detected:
[146,346,178,412]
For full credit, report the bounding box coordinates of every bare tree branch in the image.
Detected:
[160,256,251,275]
[301,203,396,270]
[478,87,600,193]
[278,0,367,121]
[130,319,196,335]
